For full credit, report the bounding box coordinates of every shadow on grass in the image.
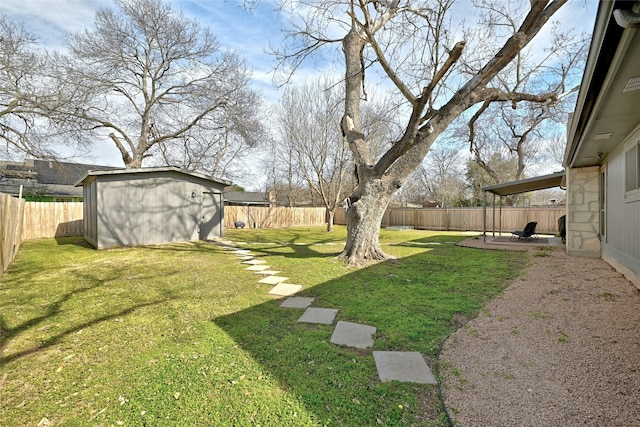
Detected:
[54,236,94,247]
[212,240,523,425]
[0,298,167,366]
[0,262,176,367]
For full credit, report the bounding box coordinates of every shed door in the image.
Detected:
[200,192,222,240]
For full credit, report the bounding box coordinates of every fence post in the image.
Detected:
[0,194,5,271]
[445,208,449,231]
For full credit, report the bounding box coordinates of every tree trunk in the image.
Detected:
[127,155,143,168]
[326,208,335,232]
[339,179,394,266]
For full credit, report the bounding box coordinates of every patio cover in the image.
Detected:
[481,171,566,241]
[482,171,566,197]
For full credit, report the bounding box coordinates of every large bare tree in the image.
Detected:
[274,0,580,265]
[56,0,260,169]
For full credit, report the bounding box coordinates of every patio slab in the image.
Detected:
[246,265,270,271]
[279,297,315,309]
[330,321,376,349]
[258,275,289,285]
[297,308,339,324]
[242,259,267,265]
[268,283,302,297]
[373,351,437,384]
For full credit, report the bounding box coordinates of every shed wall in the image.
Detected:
[83,180,98,247]
[93,171,223,249]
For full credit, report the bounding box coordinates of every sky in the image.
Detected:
[1,0,599,190]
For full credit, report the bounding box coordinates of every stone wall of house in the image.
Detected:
[566,166,600,257]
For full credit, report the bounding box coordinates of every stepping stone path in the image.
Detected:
[242,259,267,265]
[280,297,315,309]
[297,307,339,324]
[245,265,271,272]
[258,275,289,285]
[211,238,437,385]
[268,283,302,296]
[331,321,376,349]
[374,351,437,384]
[255,270,281,276]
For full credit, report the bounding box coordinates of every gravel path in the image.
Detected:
[440,240,640,426]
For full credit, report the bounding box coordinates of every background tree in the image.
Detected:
[396,147,469,208]
[0,16,76,159]
[273,77,398,230]
[465,153,521,205]
[150,91,265,182]
[56,0,261,170]
[420,147,469,207]
[262,140,308,207]
[274,0,582,265]
[274,77,349,230]
[463,18,587,206]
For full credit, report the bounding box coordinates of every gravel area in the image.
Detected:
[440,239,640,427]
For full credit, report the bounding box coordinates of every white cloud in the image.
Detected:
[1,1,100,50]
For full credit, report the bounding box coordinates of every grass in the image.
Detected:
[0,226,526,426]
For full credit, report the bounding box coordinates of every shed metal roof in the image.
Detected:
[482,171,566,197]
[75,166,232,187]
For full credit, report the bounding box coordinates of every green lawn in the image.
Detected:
[0,227,526,426]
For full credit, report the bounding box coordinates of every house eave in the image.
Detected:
[565,0,640,169]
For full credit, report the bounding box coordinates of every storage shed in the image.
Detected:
[76,167,231,249]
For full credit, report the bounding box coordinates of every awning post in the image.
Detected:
[499,196,503,237]
[483,190,487,243]
[492,193,496,238]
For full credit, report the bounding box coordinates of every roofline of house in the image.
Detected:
[564,0,627,168]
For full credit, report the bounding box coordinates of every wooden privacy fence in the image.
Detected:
[224,205,327,229]
[333,207,566,234]
[22,202,84,240]
[0,193,25,272]
[11,202,564,250]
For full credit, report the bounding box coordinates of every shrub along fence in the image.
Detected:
[0,193,25,272]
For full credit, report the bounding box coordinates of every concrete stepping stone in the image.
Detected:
[218,245,237,251]
[242,259,267,265]
[246,265,270,271]
[233,249,252,254]
[279,297,315,309]
[297,308,339,324]
[255,270,281,276]
[268,283,302,296]
[330,321,376,349]
[373,351,436,384]
[258,275,288,285]
[237,255,255,260]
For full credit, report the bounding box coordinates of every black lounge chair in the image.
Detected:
[511,221,538,241]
